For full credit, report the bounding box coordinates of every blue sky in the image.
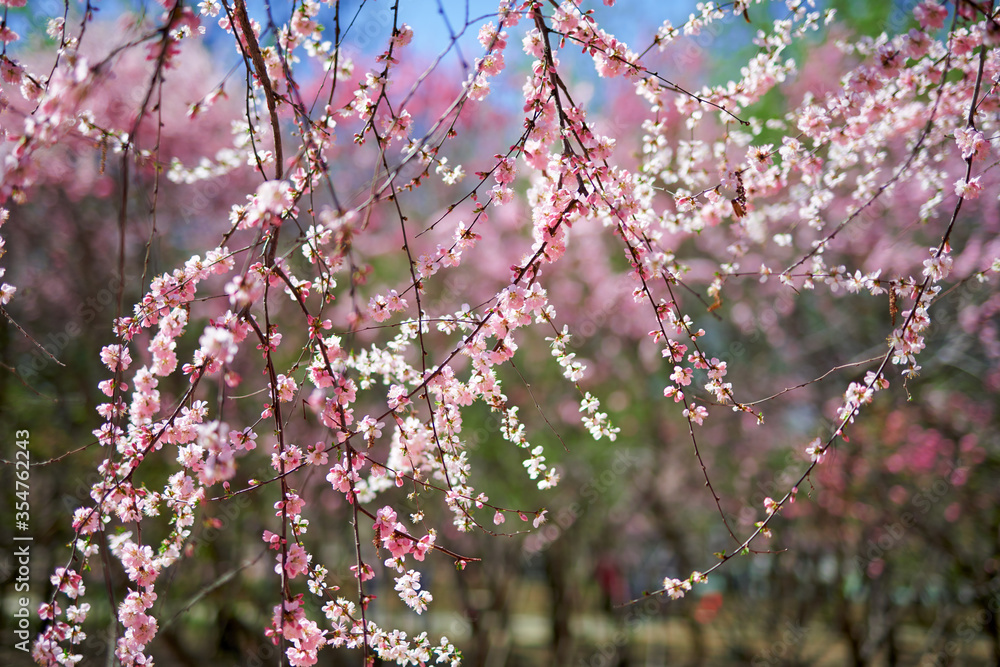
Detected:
[390,0,699,61]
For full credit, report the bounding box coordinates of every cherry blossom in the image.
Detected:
[10,0,999,662]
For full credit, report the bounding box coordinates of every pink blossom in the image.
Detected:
[955,128,988,161]
[392,24,413,48]
[662,577,691,600]
[71,507,100,534]
[0,25,19,44]
[914,0,948,31]
[670,365,693,386]
[124,613,157,649]
[0,282,15,305]
[683,404,708,426]
[15,4,1000,663]
[806,438,826,464]
[954,176,982,200]
[478,22,507,50]
[277,543,311,579]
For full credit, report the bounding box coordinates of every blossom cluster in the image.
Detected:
[3,0,997,663]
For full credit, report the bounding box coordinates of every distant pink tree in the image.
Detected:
[1,0,998,665]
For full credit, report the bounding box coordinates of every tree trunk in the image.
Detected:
[545,540,573,664]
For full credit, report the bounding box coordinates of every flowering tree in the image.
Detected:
[1,0,999,664]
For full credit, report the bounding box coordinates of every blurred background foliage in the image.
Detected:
[2,1,999,666]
